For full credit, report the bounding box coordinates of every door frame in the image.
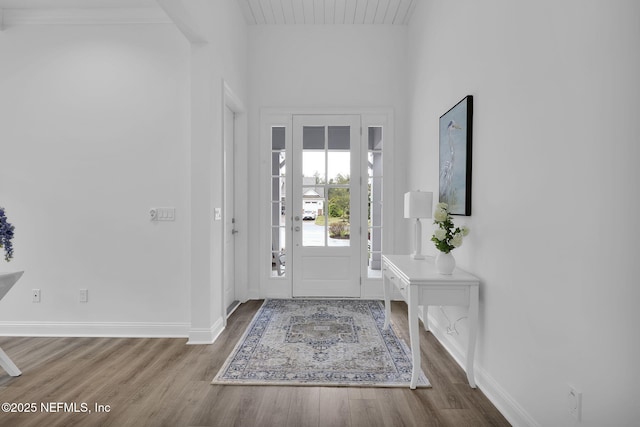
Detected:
[223,104,237,315]
[221,80,246,326]
[259,107,396,299]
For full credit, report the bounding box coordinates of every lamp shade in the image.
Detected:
[404,191,433,219]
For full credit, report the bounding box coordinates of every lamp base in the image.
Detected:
[411,218,425,260]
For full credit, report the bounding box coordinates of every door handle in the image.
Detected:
[294,216,300,221]
[294,226,300,232]
[231,229,238,235]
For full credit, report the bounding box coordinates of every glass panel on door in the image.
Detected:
[327,187,350,247]
[300,125,352,248]
[302,187,325,247]
[302,125,325,247]
[367,126,383,278]
[271,127,286,277]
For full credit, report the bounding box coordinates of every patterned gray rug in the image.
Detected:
[212,299,430,387]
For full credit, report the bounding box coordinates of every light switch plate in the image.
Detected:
[568,385,582,421]
[150,207,175,221]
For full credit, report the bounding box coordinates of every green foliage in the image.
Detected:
[430,203,469,254]
[328,201,343,218]
[326,173,347,185]
[328,178,350,220]
[329,221,349,239]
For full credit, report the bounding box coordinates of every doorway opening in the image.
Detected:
[263,110,390,299]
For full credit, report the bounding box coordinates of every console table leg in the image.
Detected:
[466,286,479,388]
[408,286,420,389]
[0,347,21,377]
[382,273,391,330]
[421,305,430,332]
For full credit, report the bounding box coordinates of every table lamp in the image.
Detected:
[404,190,433,260]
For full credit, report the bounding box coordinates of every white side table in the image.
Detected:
[0,271,24,376]
[382,255,479,389]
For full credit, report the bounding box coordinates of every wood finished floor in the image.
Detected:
[0,301,511,427]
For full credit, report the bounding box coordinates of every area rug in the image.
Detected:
[211,299,430,387]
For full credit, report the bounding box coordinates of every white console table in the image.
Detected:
[382,255,479,389]
[0,271,23,377]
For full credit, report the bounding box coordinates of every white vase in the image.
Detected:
[435,252,455,275]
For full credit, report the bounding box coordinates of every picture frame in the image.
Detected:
[439,95,473,216]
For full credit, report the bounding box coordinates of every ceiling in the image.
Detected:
[237,0,417,25]
[0,0,417,25]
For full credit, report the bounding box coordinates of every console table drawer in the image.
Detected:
[422,287,469,306]
[384,269,408,300]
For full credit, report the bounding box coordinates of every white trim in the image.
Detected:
[262,107,394,116]
[0,321,189,338]
[361,111,394,290]
[223,80,245,112]
[222,79,247,327]
[1,7,172,26]
[246,289,260,300]
[260,110,293,298]
[187,316,225,345]
[426,313,540,427]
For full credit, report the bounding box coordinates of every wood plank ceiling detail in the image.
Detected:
[238,0,416,25]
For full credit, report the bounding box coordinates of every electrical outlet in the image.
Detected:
[568,385,582,421]
[79,289,88,303]
[32,289,41,303]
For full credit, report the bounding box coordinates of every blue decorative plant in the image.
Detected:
[0,207,15,262]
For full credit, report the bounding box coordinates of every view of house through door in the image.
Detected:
[291,115,361,297]
[223,105,238,315]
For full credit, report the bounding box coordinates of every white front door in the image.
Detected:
[291,115,361,297]
[223,105,237,314]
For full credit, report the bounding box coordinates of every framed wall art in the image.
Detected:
[439,95,473,216]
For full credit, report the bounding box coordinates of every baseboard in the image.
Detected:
[0,317,228,343]
[426,313,540,427]
[0,320,189,338]
[246,289,261,300]
[187,316,225,345]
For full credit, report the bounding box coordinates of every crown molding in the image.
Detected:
[2,7,172,26]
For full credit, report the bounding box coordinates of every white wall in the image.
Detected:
[407,1,640,426]
[177,0,249,342]
[0,1,250,342]
[0,23,191,334]
[247,24,409,296]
